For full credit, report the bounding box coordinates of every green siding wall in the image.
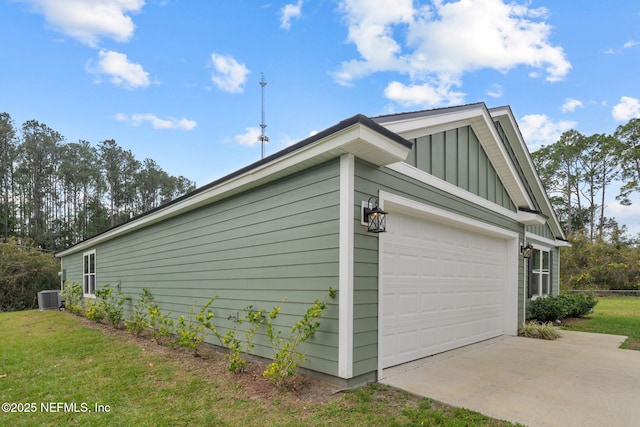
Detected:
[61,160,342,376]
[526,223,555,240]
[405,126,515,211]
[352,159,524,377]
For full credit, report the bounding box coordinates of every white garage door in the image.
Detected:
[381,211,509,369]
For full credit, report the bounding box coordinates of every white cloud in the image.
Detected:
[561,98,583,113]
[335,0,571,106]
[519,114,576,150]
[606,200,640,237]
[19,0,144,47]
[612,96,640,121]
[115,113,196,130]
[233,127,262,146]
[209,53,250,93]
[334,0,414,85]
[88,49,150,89]
[280,0,303,30]
[486,83,503,98]
[384,80,465,107]
[606,40,639,54]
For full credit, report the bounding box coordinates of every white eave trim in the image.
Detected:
[525,231,572,248]
[516,210,547,226]
[56,121,411,258]
[489,107,567,240]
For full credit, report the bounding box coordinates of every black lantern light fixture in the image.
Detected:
[521,243,533,259]
[364,196,387,233]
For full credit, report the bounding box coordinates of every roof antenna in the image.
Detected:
[258,73,269,159]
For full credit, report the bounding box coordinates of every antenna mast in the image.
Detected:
[258,73,269,159]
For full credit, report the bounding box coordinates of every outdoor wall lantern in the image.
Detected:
[363,196,387,233]
[521,243,533,259]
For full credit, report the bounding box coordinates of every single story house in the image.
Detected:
[56,103,567,387]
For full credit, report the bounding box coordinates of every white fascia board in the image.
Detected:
[516,210,547,226]
[525,231,571,248]
[490,108,566,240]
[56,121,410,258]
[379,105,534,210]
[379,108,481,140]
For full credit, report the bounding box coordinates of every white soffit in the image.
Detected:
[517,210,547,226]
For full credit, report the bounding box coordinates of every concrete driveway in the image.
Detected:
[380,331,640,427]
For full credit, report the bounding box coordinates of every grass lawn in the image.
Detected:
[560,296,640,350]
[0,310,519,427]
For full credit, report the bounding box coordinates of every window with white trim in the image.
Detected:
[83,250,96,297]
[530,247,550,298]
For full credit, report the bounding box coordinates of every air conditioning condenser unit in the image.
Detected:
[38,290,61,310]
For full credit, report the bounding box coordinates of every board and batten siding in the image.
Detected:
[352,158,524,378]
[60,160,342,377]
[405,126,516,211]
[526,223,555,240]
[493,121,542,211]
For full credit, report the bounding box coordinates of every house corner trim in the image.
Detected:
[338,153,355,378]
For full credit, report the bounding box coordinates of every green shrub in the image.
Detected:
[125,288,152,337]
[176,305,205,356]
[263,297,328,387]
[61,281,84,316]
[528,293,599,322]
[0,240,60,311]
[85,299,105,322]
[95,284,131,328]
[528,295,566,322]
[558,293,598,318]
[147,298,175,346]
[519,321,562,340]
[194,297,264,372]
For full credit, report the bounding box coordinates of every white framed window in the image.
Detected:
[530,246,550,298]
[83,250,96,298]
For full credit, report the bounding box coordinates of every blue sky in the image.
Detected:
[2,0,639,233]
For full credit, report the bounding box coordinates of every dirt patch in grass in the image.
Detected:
[625,341,640,350]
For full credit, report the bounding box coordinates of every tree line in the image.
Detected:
[0,112,196,251]
[532,118,640,242]
[531,117,640,291]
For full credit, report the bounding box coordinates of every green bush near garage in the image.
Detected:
[527,293,597,322]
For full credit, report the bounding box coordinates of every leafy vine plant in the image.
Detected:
[63,285,336,385]
[194,297,265,372]
[146,297,175,346]
[263,288,336,386]
[95,284,131,328]
[124,288,152,337]
[176,304,205,356]
[60,281,84,316]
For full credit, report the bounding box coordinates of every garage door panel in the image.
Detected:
[382,211,509,369]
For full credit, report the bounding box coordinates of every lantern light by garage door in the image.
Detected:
[364,196,387,233]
